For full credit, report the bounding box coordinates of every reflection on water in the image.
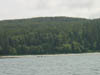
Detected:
[0,53,100,75]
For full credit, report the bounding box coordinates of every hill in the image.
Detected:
[0,17,100,55]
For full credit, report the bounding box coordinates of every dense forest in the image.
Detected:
[0,17,100,55]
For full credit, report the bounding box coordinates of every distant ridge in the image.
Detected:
[0,16,88,22]
[0,16,100,55]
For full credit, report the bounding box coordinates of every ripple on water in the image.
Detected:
[0,53,100,75]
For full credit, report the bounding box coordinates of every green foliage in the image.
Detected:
[0,17,100,55]
[63,44,72,53]
[0,46,3,54]
[8,46,17,55]
[72,41,81,53]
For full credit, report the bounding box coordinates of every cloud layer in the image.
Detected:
[0,0,100,20]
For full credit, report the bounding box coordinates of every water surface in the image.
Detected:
[0,53,100,75]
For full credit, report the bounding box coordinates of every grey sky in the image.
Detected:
[0,0,100,20]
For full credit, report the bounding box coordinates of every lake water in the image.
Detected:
[0,53,100,75]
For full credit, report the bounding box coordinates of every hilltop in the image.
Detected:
[0,17,100,55]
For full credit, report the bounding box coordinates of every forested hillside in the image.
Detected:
[0,17,100,55]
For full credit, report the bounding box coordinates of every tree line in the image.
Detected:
[0,17,100,55]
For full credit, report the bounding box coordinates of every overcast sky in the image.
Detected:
[0,0,100,20]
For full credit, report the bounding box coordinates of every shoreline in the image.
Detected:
[0,52,100,58]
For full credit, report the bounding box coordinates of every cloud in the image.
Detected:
[0,0,100,20]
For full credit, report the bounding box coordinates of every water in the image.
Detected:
[0,53,100,75]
